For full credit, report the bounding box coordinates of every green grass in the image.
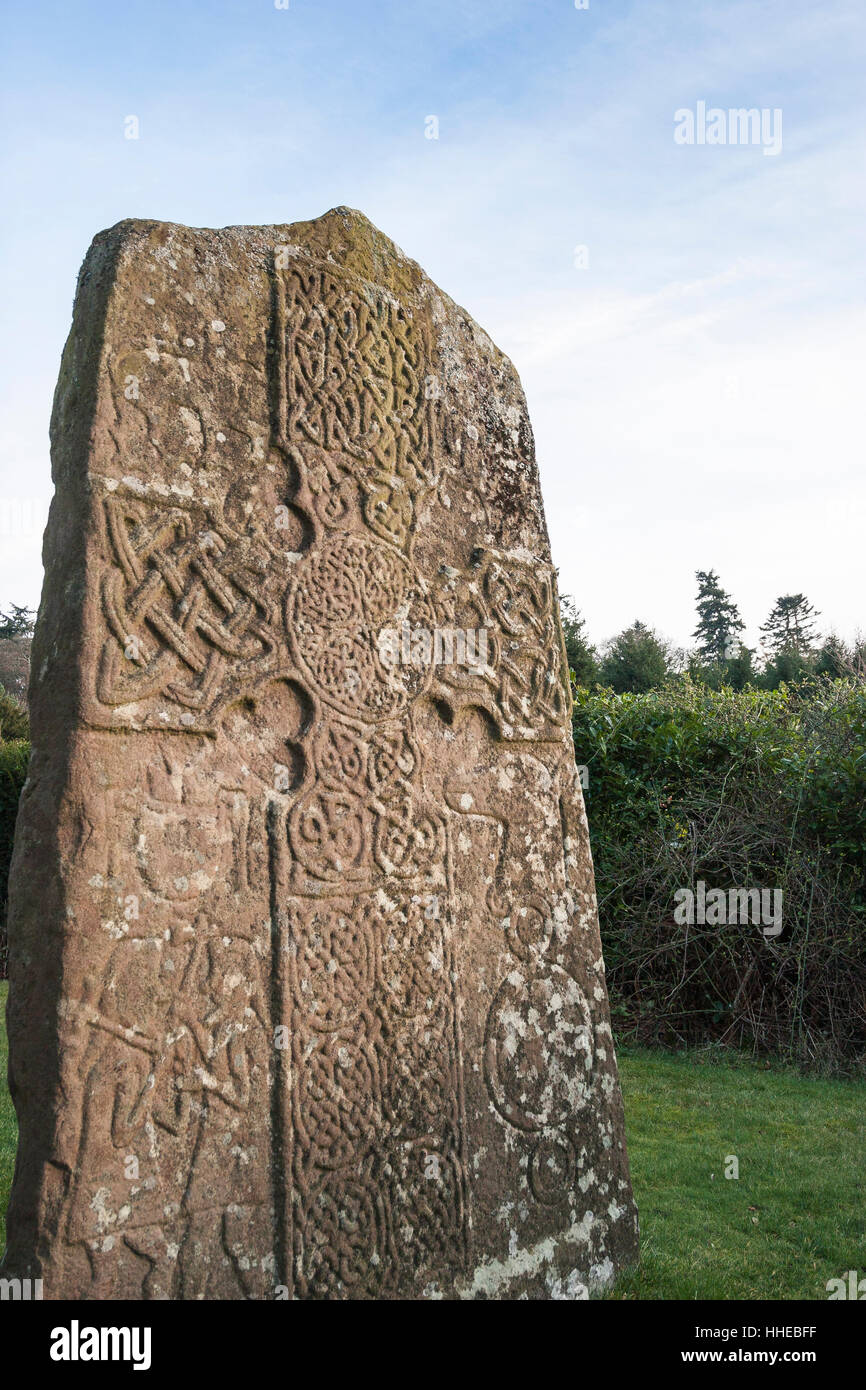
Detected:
[608,1046,866,1300]
[0,982,863,1296]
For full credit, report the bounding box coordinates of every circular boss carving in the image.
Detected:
[287,533,435,720]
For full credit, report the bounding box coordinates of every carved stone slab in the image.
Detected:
[1,209,638,1299]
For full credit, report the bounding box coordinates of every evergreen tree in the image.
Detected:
[689,644,756,691]
[559,595,598,687]
[598,621,671,693]
[760,594,820,656]
[761,648,814,690]
[0,604,35,638]
[692,570,745,663]
[725,645,757,690]
[814,634,852,679]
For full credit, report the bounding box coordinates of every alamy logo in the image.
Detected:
[826,1270,866,1299]
[49,1321,152,1371]
[378,622,488,671]
[674,881,783,937]
[674,101,782,156]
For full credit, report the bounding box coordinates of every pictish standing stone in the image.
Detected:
[1,210,638,1299]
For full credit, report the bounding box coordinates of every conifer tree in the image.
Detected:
[0,604,35,639]
[692,570,745,664]
[760,594,820,656]
[599,621,671,693]
[559,595,598,687]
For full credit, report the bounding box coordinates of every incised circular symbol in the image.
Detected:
[505,896,555,963]
[529,1132,577,1205]
[287,533,435,720]
[483,965,594,1131]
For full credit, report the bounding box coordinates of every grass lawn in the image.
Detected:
[0,981,863,1297]
[608,1046,866,1300]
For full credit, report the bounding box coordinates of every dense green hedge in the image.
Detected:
[572,678,866,1072]
[0,739,29,978]
[0,686,28,742]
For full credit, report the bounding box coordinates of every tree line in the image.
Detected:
[561,571,864,693]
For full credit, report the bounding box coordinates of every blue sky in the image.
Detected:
[2,0,864,651]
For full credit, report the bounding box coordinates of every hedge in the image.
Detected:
[0,739,29,979]
[572,678,866,1073]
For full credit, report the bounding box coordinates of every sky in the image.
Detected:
[1,0,864,654]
